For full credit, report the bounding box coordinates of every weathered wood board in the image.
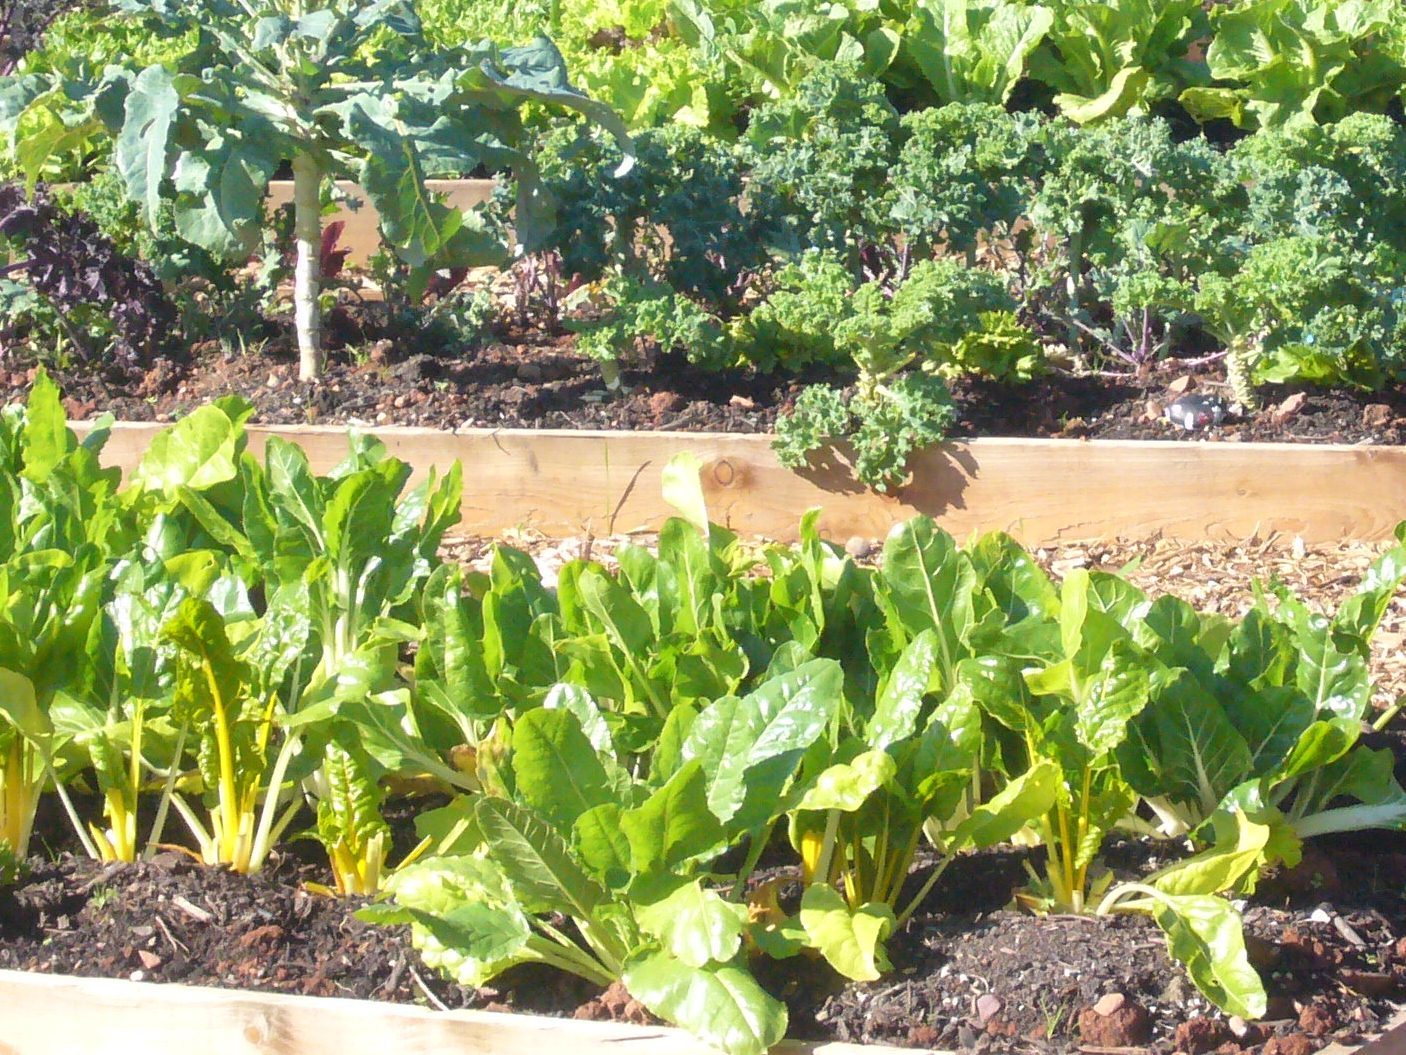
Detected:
[0,970,932,1055]
[79,422,1406,544]
[264,179,497,265]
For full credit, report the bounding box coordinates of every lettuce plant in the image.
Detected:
[1181,0,1406,129]
[900,0,1052,105]
[1028,0,1208,123]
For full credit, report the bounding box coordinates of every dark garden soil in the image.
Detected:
[8,317,1406,444]
[4,795,1406,1055]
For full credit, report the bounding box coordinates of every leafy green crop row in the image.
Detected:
[510,74,1406,486]
[22,0,1402,139]
[1,379,1404,1050]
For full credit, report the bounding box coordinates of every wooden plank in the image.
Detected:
[0,970,935,1055]
[80,423,1406,544]
[264,179,498,265]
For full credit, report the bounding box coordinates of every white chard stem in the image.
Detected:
[292,153,324,381]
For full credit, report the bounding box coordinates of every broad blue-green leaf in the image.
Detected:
[116,65,179,221]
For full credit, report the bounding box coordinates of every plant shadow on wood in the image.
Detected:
[791,441,978,516]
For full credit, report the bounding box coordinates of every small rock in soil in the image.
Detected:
[1363,403,1394,429]
[1167,375,1195,396]
[844,537,874,559]
[1264,1033,1316,1055]
[649,391,683,420]
[390,354,439,382]
[907,1024,941,1047]
[974,993,1002,1023]
[1176,1016,1235,1054]
[517,362,544,383]
[1091,992,1126,1016]
[1270,392,1310,425]
[1078,996,1151,1047]
[1245,932,1282,969]
[1298,1002,1336,1036]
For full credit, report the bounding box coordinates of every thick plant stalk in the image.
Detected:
[1225,337,1257,411]
[291,153,324,381]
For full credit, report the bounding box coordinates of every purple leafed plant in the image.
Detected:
[0,183,177,372]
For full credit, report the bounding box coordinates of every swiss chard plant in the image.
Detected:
[5,0,630,379]
[364,660,846,1055]
[0,370,121,861]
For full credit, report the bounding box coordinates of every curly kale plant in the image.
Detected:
[0,182,175,370]
[744,65,902,273]
[1232,113,1406,267]
[1194,236,1405,406]
[526,122,761,306]
[890,103,1050,263]
[570,274,734,384]
[1030,117,1246,367]
[773,259,1038,491]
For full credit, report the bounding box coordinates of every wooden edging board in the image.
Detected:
[0,970,930,1055]
[265,179,498,266]
[77,422,1406,545]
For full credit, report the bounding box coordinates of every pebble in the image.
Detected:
[1363,403,1393,429]
[1269,391,1309,424]
[975,994,1002,1023]
[137,950,162,970]
[844,536,874,559]
[1092,992,1126,1016]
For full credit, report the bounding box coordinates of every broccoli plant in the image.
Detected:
[7,0,628,380]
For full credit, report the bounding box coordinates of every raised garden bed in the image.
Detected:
[68,421,1406,543]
